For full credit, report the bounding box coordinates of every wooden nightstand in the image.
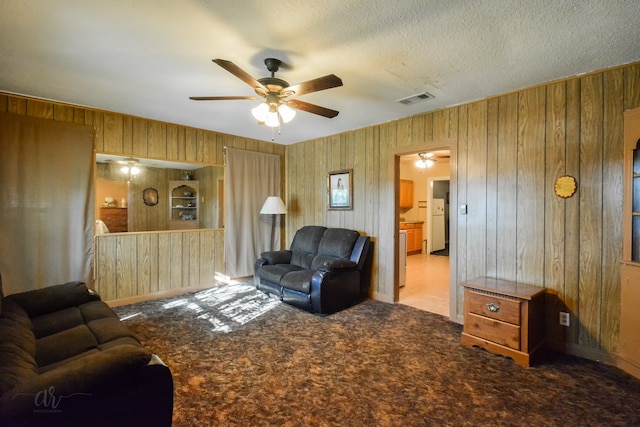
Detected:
[461,277,545,367]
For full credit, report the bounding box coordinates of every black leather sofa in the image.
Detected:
[0,276,173,427]
[254,226,373,315]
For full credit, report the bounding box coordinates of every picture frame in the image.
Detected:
[328,169,353,210]
[143,187,159,206]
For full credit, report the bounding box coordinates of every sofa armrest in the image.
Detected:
[0,345,173,426]
[258,250,292,265]
[5,282,101,317]
[320,259,357,272]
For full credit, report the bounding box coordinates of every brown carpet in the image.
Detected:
[114,282,640,426]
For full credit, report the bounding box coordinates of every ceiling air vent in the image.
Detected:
[396,91,435,105]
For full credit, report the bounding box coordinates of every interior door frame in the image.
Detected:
[388,139,458,322]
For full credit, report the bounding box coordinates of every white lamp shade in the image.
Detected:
[264,110,280,128]
[278,104,296,123]
[251,103,269,121]
[260,196,287,214]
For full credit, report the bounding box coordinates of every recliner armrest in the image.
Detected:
[259,250,292,265]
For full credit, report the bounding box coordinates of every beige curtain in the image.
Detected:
[224,148,281,278]
[0,112,95,295]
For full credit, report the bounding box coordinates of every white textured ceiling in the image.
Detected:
[1,1,639,145]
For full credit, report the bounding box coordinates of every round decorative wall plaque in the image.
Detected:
[554,175,577,199]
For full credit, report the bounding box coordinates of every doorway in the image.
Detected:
[397,150,451,317]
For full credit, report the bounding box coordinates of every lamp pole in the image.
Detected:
[269,213,277,251]
[260,196,287,252]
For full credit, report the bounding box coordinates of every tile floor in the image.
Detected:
[399,252,450,317]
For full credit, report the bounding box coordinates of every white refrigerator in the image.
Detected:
[431,198,445,252]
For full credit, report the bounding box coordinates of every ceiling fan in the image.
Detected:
[415,151,450,168]
[190,58,343,127]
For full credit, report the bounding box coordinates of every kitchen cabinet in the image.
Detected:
[399,179,414,209]
[460,277,545,367]
[399,222,423,255]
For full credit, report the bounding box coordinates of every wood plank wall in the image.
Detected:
[0,93,285,302]
[94,229,224,303]
[2,62,638,358]
[286,62,640,357]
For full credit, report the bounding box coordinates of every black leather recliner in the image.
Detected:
[254,226,373,315]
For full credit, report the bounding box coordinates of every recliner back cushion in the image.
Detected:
[289,226,326,268]
[311,228,359,269]
[318,228,359,259]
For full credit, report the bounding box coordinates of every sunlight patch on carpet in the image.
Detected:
[188,282,281,332]
[119,281,280,333]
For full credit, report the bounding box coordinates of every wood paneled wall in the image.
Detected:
[2,62,639,358]
[94,229,224,303]
[0,93,285,302]
[286,62,640,358]
[0,94,285,164]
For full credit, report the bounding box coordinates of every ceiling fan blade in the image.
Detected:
[287,74,343,96]
[212,59,266,91]
[189,96,258,101]
[287,99,339,118]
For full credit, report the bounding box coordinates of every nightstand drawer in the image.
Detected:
[466,312,521,350]
[466,290,521,325]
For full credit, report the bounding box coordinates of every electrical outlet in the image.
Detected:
[559,311,570,327]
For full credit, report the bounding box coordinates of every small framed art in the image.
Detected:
[328,169,353,210]
[143,187,159,206]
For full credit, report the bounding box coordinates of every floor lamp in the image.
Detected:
[260,196,287,251]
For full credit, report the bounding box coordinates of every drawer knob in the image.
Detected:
[486,303,500,313]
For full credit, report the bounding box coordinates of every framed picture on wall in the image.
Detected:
[328,169,353,210]
[143,187,159,206]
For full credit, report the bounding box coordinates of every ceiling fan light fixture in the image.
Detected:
[264,106,280,128]
[119,158,142,180]
[251,102,269,122]
[278,103,296,123]
[191,58,342,137]
[416,152,435,168]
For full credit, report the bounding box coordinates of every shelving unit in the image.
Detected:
[621,107,640,378]
[168,180,199,229]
